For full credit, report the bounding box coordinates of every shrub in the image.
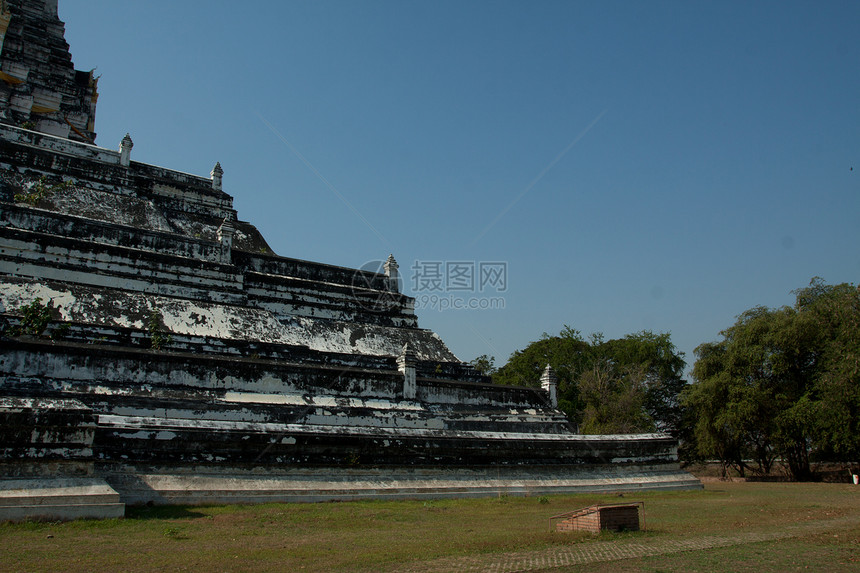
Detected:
[10,298,54,337]
[147,310,173,350]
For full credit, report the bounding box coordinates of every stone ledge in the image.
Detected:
[103,465,701,506]
[0,123,228,203]
[0,477,124,521]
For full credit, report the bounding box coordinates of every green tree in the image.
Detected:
[685,333,779,477]
[469,354,497,377]
[794,280,860,464]
[493,326,593,423]
[686,305,817,478]
[683,347,748,476]
[494,326,686,434]
[578,360,655,434]
[602,331,687,436]
[684,279,860,480]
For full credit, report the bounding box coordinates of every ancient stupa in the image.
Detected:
[0,0,699,521]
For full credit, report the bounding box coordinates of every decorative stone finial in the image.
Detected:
[384,254,400,293]
[541,364,558,408]
[119,133,133,167]
[211,162,223,191]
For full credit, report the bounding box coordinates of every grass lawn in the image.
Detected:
[1,482,858,572]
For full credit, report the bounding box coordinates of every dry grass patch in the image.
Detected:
[1,483,858,572]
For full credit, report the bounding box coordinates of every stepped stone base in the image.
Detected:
[0,3,702,522]
[103,464,702,506]
[0,478,125,521]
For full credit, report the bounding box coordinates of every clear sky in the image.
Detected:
[61,1,859,373]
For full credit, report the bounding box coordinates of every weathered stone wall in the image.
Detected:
[0,396,95,477]
[0,202,232,262]
[0,1,98,143]
[0,125,235,225]
[0,277,456,360]
[0,339,560,428]
[0,338,683,471]
[0,1,701,514]
[0,122,430,335]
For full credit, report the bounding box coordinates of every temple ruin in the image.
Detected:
[0,0,699,521]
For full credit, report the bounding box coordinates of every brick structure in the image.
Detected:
[553,503,643,533]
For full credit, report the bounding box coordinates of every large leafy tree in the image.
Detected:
[796,281,860,464]
[685,307,800,477]
[683,279,860,479]
[492,327,686,434]
[682,345,753,476]
[601,331,687,435]
[577,360,655,434]
[492,326,594,423]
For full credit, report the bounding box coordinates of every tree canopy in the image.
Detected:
[683,278,860,479]
[491,327,686,435]
[478,278,858,478]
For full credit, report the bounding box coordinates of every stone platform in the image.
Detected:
[103,464,700,506]
[0,478,125,522]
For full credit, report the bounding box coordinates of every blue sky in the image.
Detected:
[62,1,859,373]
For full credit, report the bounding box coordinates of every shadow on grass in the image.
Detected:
[126,505,209,520]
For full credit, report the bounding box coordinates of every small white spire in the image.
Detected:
[541,364,558,408]
[384,254,400,293]
[211,162,223,191]
[119,133,133,167]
